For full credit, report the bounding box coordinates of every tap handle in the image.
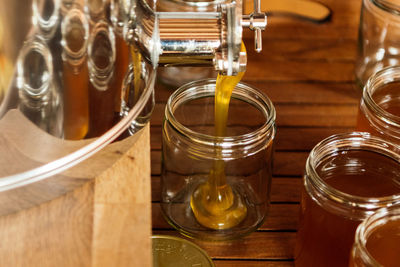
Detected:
[242,0,267,53]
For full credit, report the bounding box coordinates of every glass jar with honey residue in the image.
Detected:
[61,6,90,140]
[161,79,276,240]
[349,204,400,267]
[356,65,400,145]
[86,20,117,138]
[294,132,400,267]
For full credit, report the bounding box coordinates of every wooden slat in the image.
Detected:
[151,151,308,176]
[151,176,301,203]
[152,203,299,231]
[150,103,358,128]
[154,80,361,104]
[151,126,355,151]
[214,260,294,267]
[152,230,296,260]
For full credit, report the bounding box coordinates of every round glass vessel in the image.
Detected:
[161,79,276,240]
[356,66,400,145]
[294,132,400,267]
[350,205,400,267]
[355,0,400,87]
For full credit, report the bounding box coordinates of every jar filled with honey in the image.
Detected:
[61,6,90,140]
[356,66,400,145]
[161,79,276,240]
[294,132,400,267]
[86,20,117,138]
[350,204,400,267]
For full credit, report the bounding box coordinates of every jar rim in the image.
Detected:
[87,20,116,91]
[363,65,400,131]
[17,36,53,98]
[353,204,400,266]
[306,132,400,215]
[165,78,276,150]
[371,0,400,16]
[61,7,89,62]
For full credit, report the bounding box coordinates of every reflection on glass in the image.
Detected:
[86,20,117,138]
[61,6,90,140]
[84,0,108,25]
[110,0,131,115]
[32,0,61,41]
[17,37,63,137]
[120,62,154,136]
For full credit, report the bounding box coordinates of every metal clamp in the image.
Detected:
[242,0,267,53]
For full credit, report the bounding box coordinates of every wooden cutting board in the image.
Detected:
[0,124,152,267]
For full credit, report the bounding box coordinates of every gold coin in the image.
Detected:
[152,235,214,267]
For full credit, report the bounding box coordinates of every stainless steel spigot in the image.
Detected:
[242,0,267,53]
[126,0,267,75]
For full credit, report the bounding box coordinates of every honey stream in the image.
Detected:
[190,43,247,230]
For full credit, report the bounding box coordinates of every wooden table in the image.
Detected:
[151,0,361,265]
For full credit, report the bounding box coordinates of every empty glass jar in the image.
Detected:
[160,79,276,240]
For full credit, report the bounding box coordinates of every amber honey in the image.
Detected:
[364,220,400,266]
[190,43,247,230]
[350,204,400,267]
[295,134,400,267]
[62,8,89,140]
[356,77,400,144]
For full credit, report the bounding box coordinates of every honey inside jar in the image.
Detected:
[356,80,400,144]
[62,8,89,140]
[190,43,247,230]
[364,219,400,267]
[295,146,400,267]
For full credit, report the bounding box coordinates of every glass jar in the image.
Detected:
[294,132,400,267]
[86,20,117,138]
[17,36,63,137]
[161,79,276,240]
[356,66,400,145]
[32,0,61,41]
[61,6,90,140]
[355,0,400,88]
[349,204,400,267]
[119,62,155,136]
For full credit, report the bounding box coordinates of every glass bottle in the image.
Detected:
[294,132,400,267]
[161,79,276,240]
[349,204,400,267]
[355,0,400,88]
[86,20,117,138]
[61,6,90,140]
[110,0,131,115]
[17,37,63,137]
[356,65,400,145]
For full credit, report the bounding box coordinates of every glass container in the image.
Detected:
[356,65,400,145]
[17,36,63,137]
[161,79,276,240]
[349,204,400,267]
[294,132,400,267]
[86,20,117,138]
[61,6,90,140]
[0,0,156,215]
[120,62,155,136]
[355,0,400,88]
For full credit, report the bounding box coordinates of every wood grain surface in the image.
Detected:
[151,0,362,266]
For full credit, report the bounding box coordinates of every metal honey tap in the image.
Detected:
[124,0,267,75]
